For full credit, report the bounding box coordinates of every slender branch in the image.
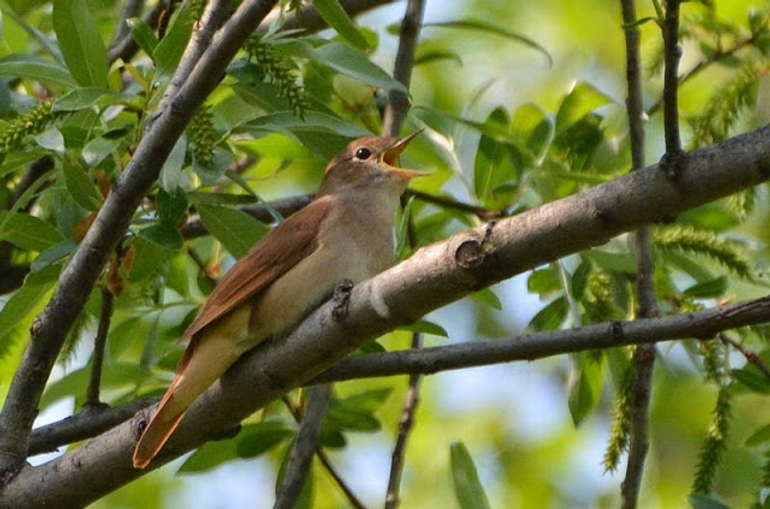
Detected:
[258,0,397,35]
[108,2,164,64]
[0,0,279,479]
[315,297,770,384]
[720,334,770,379]
[645,36,755,117]
[282,396,368,509]
[28,397,157,456]
[85,288,115,408]
[408,190,502,220]
[3,122,770,507]
[382,0,426,136]
[110,0,144,51]
[274,384,332,509]
[619,1,657,507]
[384,332,423,509]
[662,0,682,153]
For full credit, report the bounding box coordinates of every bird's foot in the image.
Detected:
[332,279,354,321]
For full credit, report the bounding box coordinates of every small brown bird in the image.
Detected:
[132,132,423,468]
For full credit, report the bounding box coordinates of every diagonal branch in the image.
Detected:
[0,0,280,479]
[2,121,770,508]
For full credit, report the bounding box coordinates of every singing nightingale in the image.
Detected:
[132,132,423,468]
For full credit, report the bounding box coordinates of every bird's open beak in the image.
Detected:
[382,130,427,179]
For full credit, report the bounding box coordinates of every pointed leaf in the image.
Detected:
[555,82,612,137]
[197,204,269,258]
[53,0,108,87]
[450,441,492,509]
[312,0,369,49]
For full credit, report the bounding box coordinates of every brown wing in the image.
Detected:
[183,195,336,339]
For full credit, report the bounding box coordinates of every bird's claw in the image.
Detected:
[332,279,354,321]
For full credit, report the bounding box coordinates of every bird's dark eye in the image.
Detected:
[355,147,372,160]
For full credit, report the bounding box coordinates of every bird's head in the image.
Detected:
[319,131,424,196]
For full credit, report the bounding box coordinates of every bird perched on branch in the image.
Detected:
[133,131,423,468]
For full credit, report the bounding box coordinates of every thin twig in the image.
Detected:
[110,0,145,51]
[384,332,423,509]
[407,190,502,221]
[274,384,333,509]
[645,36,755,117]
[619,1,658,507]
[720,334,770,379]
[85,288,115,408]
[108,2,164,63]
[282,396,368,509]
[382,0,426,136]
[662,0,682,153]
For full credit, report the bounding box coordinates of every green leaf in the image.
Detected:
[554,82,612,137]
[30,239,77,272]
[426,19,552,66]
[683,277,728,298]
[733,367,770,394]
[568,353,604,426]
[156,188,189,226]
[400,319,449,337]
[128,234,168,281]
[687,493,731,509]
[62,163,104,211]
[470,287,503,310]
[528,296,568,330]
[312,0,369,49]
[54,88,136,112]
[313,42,407,92]
[236,111,370,139]
[528,267,561,296]
[187,192,259,206]
[0,54,76,88]
[126,17,159,57]
[746,423,770,446]
[585,250,637,274]
[52,0,108,87]
[0,263,61,350]
[0,212,64,251]
[178,440,239,473]
[34,126,65,153]
[511,102,553,157]
[82,137,121,167]
[450,441,492,509]
[197,204,269,258]
[235,422,295,458]
[159,135,187,193]
[153,2,194,81]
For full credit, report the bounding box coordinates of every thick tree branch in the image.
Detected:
[3,123,770,508]
[0,0,279,478]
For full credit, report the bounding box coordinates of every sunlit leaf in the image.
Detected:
[554,82,612,137]
[312,0,369,49]
[450,441,492,509]
[62,163,104,211]
[568,353,604,426]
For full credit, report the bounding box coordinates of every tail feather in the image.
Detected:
[132,332,241,469]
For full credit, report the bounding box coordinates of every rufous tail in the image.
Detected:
[132,335,240,468]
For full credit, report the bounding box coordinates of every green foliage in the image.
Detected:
[450,441,492,509]
[0,101,56,156]
[604,352,636,472]
[2,1,770,508]
[244,35,308,119]
[692,386,733,495]
[654,224,752,279]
